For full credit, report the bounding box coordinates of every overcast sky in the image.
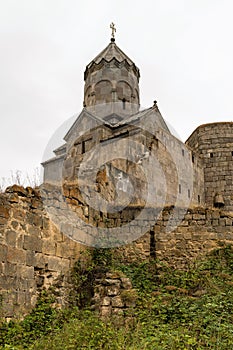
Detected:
[1,0,233,184]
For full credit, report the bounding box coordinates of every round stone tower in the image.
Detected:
[186,122,233,211]
[83,37,140,121]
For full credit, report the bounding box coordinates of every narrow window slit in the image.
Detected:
[122,98,126,110]
[150,230,156,258]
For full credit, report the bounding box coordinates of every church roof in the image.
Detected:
[63,104,174,144]
[113,106,172,135]
[84,39,140,80]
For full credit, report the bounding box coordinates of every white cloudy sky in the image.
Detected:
[0,0,233,183]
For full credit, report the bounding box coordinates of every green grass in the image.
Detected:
[1,245,233,349]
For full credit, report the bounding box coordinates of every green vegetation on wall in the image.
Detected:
[1,245,233,349]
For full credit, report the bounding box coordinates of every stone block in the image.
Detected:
[0,244,8,262]
[111,296,124,307]
[62,222,78,239]
[26,250,36,266]
[28,226,41,236]
[7,247,26,264]
[0,217,7,226]
[106,285,119,296]
[1,300,14,317]
[0,276,16,290]
[100,306,112,317]
[35,252,47,269]
[212,211,220,219]
[42,240,56,256]
[0,206,10,219]
[52,229,64,243]
[225,218,233,229]
[26,212,43,227]
[47,256,70,273]
[42,217,50,230]
[5,230,17,247]
[212,219,219,226]
[27,278,36,290]
[4,262,17,276]
[184,213,192,220]
[121,277,132,289]
[8,193,19,203]
[181,220,189,226]
[183,232,192,240]
[17,234,24,249]
[30,198,43,210]
[6,185,27,197]
[192,233,204,241]
[219,218,226,226]
[197,220,205,226]
[17,265,34,280]
[16,291,26,305]
[101,296,111,306]
[56,242,72,258]
[23,235,42,253]
[104,279,121,286]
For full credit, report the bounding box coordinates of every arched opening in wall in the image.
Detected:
[94,80,113,104]
[192,154,195,163]
[150,230,156,258]
[198,195,200,204]
[210,152,213,158]
[116,81,132,103]
[84,86,92,107]
[179,184,182,194]
[122,98,126,110]
[214,193,225,208]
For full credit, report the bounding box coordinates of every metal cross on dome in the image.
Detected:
[110,22,116,39]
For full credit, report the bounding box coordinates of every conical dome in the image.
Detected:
[83,38,140,119]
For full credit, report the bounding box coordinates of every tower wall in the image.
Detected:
[186,122,233,211]
[83,39,140,119]
[84,62,140,117]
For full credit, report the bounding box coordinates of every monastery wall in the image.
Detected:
[0,185,233,319]
[0,186,83,320]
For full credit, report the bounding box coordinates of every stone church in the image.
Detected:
[1,28,233,319]
[42,29,233,218]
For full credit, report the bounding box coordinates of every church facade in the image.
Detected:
[42,34,233,214]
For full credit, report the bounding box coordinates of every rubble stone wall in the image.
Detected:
[0,186,83,320]
[0,185,233,319]
[120,206,233,268]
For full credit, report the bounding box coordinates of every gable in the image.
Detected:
[64,109,104,144]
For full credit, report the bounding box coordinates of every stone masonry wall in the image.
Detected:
[0,185,233,319]
[120,206,233,268]
[91,271,137,319]
[0,185,83,320]
[186,122,233,211]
